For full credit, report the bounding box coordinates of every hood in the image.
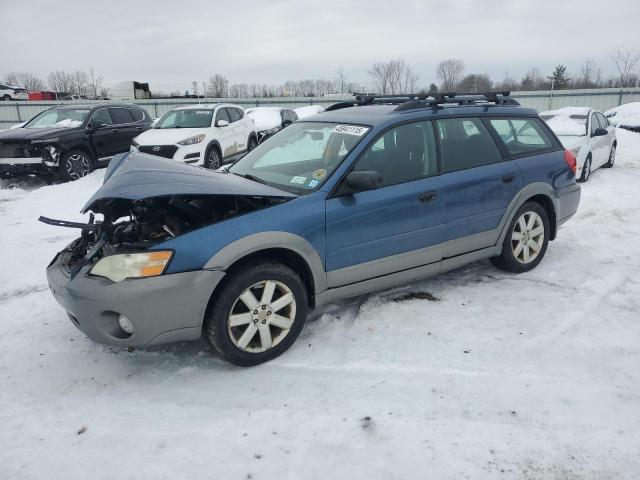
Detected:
[81,152,295,213]
[135,127,207,145]
[556,135,587,149]
[0,125,82,141]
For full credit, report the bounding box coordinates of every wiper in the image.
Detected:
[235,173,267,185]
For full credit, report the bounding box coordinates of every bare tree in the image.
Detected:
[47,71,74,94]
[610,46,640,87]
[436,59,464,92]
[520,67,545,90]
[3,72,45,91]
[206,74,229,97]
[578,58,601,88]
[369,62,393,94]
[402,65,420,93]
[87,68,103,97]
[457,73,493,93]
[335,65,346,94]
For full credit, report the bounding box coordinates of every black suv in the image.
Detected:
[0,104,152,181]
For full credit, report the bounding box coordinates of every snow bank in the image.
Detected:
[1,130,640,479]
[605,102,640,129]
[294,105,324,119]
[245,107,282,131]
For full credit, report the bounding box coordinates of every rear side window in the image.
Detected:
[353,120,437,188]
[436,117,502,172]
[129,108,145,122]
[488,118,554,156]
[109,108,134,124]
[227,108,242,123]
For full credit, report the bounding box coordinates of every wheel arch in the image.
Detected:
[204,140,222,157]
[526,194,557,240]
[61,144,95,165]
[203,232,327,308]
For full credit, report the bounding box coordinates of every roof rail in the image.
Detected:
[325,91,519,112]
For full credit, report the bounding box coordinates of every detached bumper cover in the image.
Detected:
[0,156,43,165]
[46,247,226,347]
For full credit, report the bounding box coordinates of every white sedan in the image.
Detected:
[540,107,616,182]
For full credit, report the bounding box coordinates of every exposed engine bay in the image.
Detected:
[41,194,288,275]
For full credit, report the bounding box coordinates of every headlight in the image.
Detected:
[177,134,205,146]
[32,137,60,144]
[90,251,173,283]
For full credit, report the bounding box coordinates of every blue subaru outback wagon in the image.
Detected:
[44,92,581,366]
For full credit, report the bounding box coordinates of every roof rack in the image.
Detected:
[324,91,519,112]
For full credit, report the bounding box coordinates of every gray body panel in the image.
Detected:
[46,249,225,347]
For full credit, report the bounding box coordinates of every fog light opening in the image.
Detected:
[118,314,134,336]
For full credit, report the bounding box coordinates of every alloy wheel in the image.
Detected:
[583,158,591,181]
[65,153,91,179]
[227,280,296,353]
[206,149,221,169]
[511,211,545,264]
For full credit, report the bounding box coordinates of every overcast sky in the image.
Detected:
[1,0,639,92]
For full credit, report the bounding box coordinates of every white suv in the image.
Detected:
[131,103,257,168]
[0,84,28,101]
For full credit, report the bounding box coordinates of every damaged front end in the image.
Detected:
[42,152,296,280]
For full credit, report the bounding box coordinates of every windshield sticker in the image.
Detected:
[290,176,307,185]
[312,168,327,180]
[333,125,368,136]
[308,179,320,188]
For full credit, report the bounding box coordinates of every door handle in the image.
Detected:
[502,174,514,183]
[111,128,119,133]
[418,191,437,203]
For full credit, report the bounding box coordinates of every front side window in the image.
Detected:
[352,121,437,188]
[155,109,214,129]
[596,112,608,128]
[437,117,502,172]
[25,108,90,128]
[229,122,370,194]
[215,108,230,124]
[489,118,554,155]
[590,113,600,135]
[227,108,241,123]
[91,108,113,126]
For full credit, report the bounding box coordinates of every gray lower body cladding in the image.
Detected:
[46,248,225,347]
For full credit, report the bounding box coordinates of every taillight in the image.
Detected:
[564,149,577,174]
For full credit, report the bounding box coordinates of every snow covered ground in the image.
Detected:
[1,130,640,479]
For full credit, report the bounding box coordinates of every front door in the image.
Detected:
[214,108,237,159]
[325,120,445,287]
[88,108,118,158]
[108,107,138,155]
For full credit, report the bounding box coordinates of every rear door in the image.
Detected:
[108,107,137,155]
[595,112,614,167]
[325,120,446,286]
[435,117,523,257]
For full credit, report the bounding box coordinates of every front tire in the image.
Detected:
[205,146,222,169]
[1,95,10,101]
[204,261,309,366]
[58,149,93,182]
[247,136,258,151]
[578,155,592,182]
[604,144,616,168]
[491,201,550,273]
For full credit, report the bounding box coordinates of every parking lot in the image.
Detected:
[0,127,638,479]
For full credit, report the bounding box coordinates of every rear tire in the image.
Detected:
[604,144,616,168]
[491,201,550,273]
[578,155,592,182]
[58,149,94,182]
[1,95,10,101]
[204,146,222,169]
[203,261,309,366]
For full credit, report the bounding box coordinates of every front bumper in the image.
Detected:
[0,156,44,165]
[46,245,226,347]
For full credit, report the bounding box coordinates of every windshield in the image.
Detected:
[229,122,370,194]
[155,109,213,129]
[24,109,89,128]
[541,114,588,136]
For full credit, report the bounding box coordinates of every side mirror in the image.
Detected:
[593,127,608,137]
[216,119,229,127]
[346,170,382,192]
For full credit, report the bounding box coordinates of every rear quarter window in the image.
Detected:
[488,118,556,156]
[130,108,145,122]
